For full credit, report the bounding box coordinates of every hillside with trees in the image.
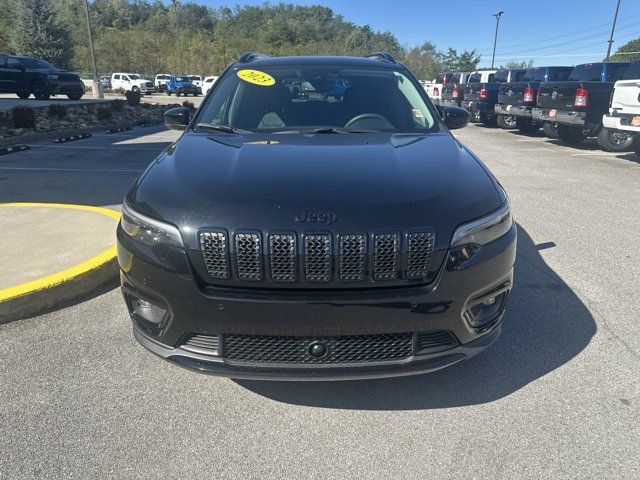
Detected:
[0,0,481,78]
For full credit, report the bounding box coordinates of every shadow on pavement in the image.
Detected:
[237,225,596,409]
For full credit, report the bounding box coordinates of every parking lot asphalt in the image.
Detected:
[1,124,639,479]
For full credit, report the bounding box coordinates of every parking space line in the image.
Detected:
[0,166,142,173]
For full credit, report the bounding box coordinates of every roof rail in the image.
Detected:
[367,51,397,64]
[238,51,270,63]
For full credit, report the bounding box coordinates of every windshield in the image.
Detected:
[175,76,191,82]
[157,75,170,79]
[20,57,56,69]
[196,65,437,133]
[128,74,142,80]
[189,76,201,80]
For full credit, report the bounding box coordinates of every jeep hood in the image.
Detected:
[129,131,502,248]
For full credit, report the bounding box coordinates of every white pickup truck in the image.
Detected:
[602,60,640,155]
[424,73,452,107]
[111,73,155,94]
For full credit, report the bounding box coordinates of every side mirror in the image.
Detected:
[164,107,191,130]
[442,106,470,129]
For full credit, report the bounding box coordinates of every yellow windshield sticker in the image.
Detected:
[237,69,275,86]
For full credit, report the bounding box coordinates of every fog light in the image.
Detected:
[131,297,167,325]
[483,297,496,306]
[465,291,508,329]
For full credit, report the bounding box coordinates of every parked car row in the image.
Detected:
[426,61,640,153]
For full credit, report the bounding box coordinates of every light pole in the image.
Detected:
[82,0,103,98]
[171,0,183,73]
[605,0,622,62]
[491,11,504,69]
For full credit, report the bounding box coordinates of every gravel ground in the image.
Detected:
[0,123,639,479]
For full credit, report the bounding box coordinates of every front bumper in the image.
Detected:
[50,81,85,95]
[602,113,640,133]
[495,104,532,118]
[118,223,517,380]
[532,108,586,126]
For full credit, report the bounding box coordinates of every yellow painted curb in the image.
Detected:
[0,202,121,303]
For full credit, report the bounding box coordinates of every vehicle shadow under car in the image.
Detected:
[236,224,596,410]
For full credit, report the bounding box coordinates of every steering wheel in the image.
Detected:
[344,113,393,129]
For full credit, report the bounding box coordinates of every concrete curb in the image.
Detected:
[0,203,121,324]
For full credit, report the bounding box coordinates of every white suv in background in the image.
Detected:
[111,73,155,94]
[202,76,219,95]
[154,74,171,92]
[602,60,640,155]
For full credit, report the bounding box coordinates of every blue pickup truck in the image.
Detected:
[495,66,573,136]
[166,75,199,96]
[461,69,526,127]
[533,62,632,149]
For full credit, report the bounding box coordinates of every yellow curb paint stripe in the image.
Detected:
[0,202,120,303]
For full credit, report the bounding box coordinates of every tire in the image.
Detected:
[166,91,172,96]
[596,127,634,152]
[176,92,181,97]
[497,115,517,129]
[16,91,30,99]
[67,93,83,100]
[132,86,140,93]
[542,122,558,139]
[634,136,640,157]
[516,117,540,134]
[480,112,497,127]
[556,124,587,145]
[470,109,482,123]
[31,81,50,100]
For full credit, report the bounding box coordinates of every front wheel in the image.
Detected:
[480,112,497,127]
[132,86,140,93]
[17,91,30,99]
[470,109,482,123]
[542,122,558,139]
[166,90,172,96]
[516,117,540,134]
[31,81,50,100]
[556,124,587,145]
[497,115,517,129]
[596,127,634,152]
[67,93,83,100]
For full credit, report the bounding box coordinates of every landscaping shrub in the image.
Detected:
[48,104,67,119]
[11,106,36,129]
[110,99,126,112]
[96,106,112,121]
[125,90,141,106]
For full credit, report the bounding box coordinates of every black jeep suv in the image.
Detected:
[0,54,85,100]
[117,52,516,380]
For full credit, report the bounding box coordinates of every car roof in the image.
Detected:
[238,55,403,70]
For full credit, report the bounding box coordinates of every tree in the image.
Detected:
[611,38,640,62]
[404,41,440,80]
[10,0,74,68]
[500,59,534,69]
[437,48,481,72]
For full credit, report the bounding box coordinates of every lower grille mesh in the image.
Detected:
[224,332,413,364]
[181,334,220,355]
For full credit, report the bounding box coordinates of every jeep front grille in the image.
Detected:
[198,229,437,288]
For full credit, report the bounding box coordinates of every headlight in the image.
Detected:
[450,201,512,247]
[47,74,59,80]
[121,202,183,247]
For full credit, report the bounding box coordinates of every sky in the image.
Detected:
[196,0,640,67]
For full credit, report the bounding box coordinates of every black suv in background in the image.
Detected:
[0,54,85,100]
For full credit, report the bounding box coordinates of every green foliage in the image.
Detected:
[11,106,36,129]
[500,59,534,70]
[96,105,112,121]
[125,89,141,106]
[110,99,126,112]
[437,48,482,72]
[404,42,440,80]
[48,103,67,118]
[611,38,640,62]
[9,0,74,68]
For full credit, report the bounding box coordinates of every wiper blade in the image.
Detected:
[273,127,380,134]
[195,123,250,134]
